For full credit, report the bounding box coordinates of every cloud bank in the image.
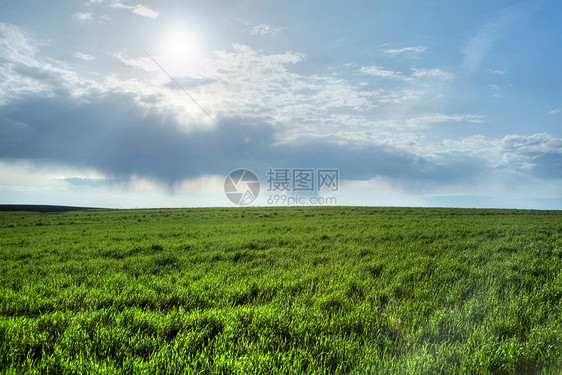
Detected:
[0,21,560,207]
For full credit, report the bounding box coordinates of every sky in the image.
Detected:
[0,0,561,209]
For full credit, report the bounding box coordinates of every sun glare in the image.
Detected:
[159,28,200,64]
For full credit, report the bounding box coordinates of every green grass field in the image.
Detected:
[1,207,561,374]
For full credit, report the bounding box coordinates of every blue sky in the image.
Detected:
[0,0,561,208]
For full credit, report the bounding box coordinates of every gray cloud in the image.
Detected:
[500,133,562,179]
[0,92,266,186]
[0,89,495,189]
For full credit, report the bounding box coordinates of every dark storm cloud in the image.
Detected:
[272,140,487,183]
[1,89,560,187]
[0,92,266,185]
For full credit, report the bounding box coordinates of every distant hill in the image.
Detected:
[0,205,100,213]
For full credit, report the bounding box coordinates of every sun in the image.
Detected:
[159,27,200,65]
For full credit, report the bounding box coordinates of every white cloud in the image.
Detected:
[357,65,408,80]
[74,52,95,61]
[200,44,391,132]
[501,133,562,155]
[73,12,93,23]
[406,113,483,128]
[325,112,484,141]
[549,108,560,114]
[440,133,562,176]
[0,23,102,104]
[250,24,281,36]
[498,133,562,177]
[489,69,505,75]
[462,4,529,71]
[108,44,392,140]
[110,2,158,18]
[2,21,458,151]
[358,66,453,82]
[410,68,453,80]
[383,46,426,55]
[114,52,158,72]
[0,24,461,148]
[0,22,37,63]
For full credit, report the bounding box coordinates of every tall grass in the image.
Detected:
[0,207,561,374]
